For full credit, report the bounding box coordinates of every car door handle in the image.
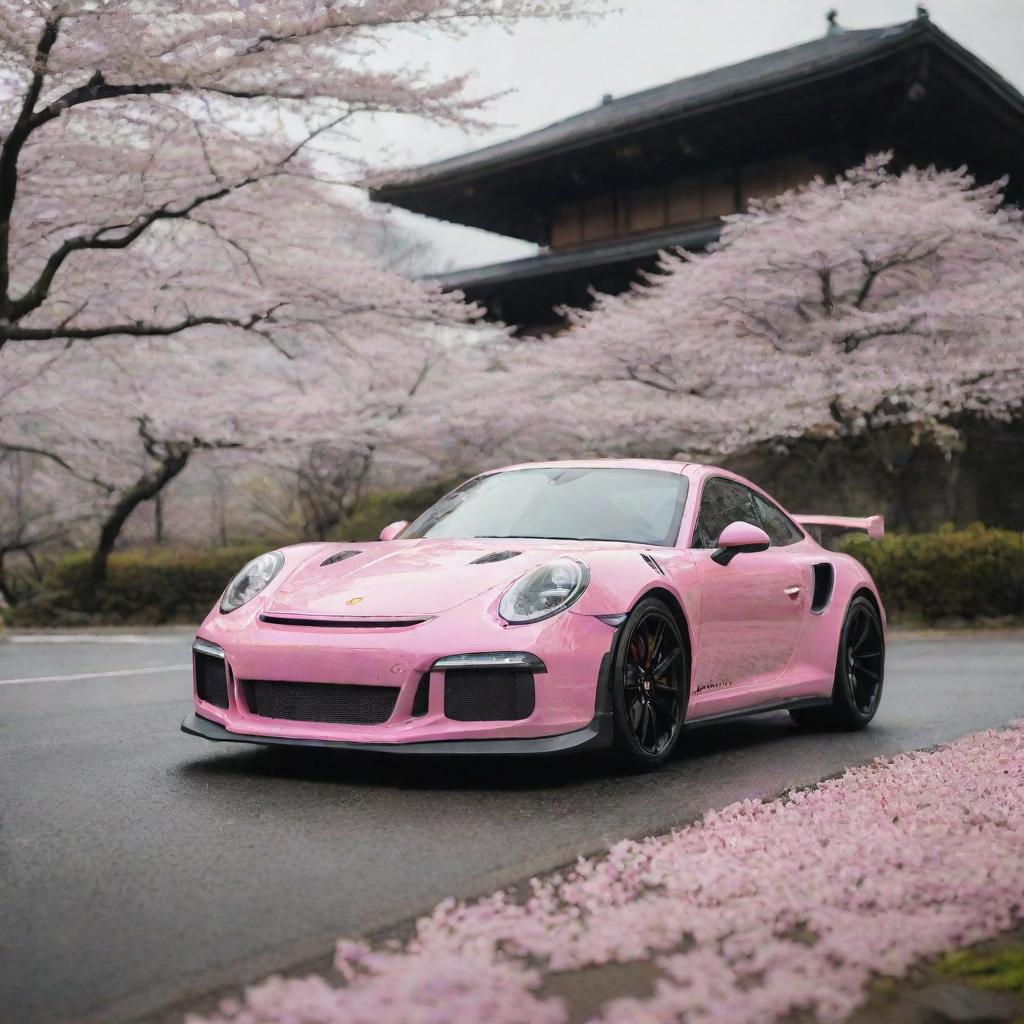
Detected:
[784,586,801,597]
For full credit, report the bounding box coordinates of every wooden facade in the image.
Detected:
[548,153,825,249]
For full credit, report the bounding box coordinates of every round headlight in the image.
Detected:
[498,557,590,624]
[220,551,285,613]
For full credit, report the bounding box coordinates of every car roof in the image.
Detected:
[491,458,692,475]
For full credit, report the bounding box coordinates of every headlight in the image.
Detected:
[220,551,285,613]
[498,557,589,624]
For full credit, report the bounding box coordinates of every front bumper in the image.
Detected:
[186,594,619,751]
[182,710,613,755]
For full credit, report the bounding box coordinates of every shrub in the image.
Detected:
[332,477,462,542]
[4,479,462,626]
[9,544,267,626]
[842,523,1024,624]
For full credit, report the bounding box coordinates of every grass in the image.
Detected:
[939,938,1024,999]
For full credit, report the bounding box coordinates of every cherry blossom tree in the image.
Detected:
[524,156,1024,463]
[0,286,497,591]
[0,0,589,351]
[0,0,598,597]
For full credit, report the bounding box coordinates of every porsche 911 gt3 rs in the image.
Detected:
[182,460,886,768]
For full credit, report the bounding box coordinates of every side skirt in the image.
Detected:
[684,696,832,731]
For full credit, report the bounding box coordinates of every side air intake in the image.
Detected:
[811,563,835,614]
[470,550,522,564]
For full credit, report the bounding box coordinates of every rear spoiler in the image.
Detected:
[794,514,885,540]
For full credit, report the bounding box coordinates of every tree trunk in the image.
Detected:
[154,490,164,545]
[0,550,17,608]
[88,449,190,593]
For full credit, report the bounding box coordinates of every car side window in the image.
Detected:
[750,492,804,547]
[692,478,760,548]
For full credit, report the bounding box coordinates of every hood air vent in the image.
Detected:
[640,552,665,576]
[320,549,360,567]
[470,550,522,565]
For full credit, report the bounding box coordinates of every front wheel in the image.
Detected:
[791,594,885,731]
[611,598,689,770]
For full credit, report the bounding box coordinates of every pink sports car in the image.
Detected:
[182,460,886,769]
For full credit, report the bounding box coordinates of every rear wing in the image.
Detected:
[794,514,885,540]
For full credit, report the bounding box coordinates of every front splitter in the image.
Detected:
[181,711,613,756]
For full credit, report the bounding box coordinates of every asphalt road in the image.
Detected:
[1,630,1022,1024]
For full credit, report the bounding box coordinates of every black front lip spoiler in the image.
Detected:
[181,711,613,756]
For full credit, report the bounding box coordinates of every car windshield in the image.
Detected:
[402,467,688,546]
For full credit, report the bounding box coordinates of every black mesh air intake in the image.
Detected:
[195,652,229,708]
[411,673,431,717]
[444,669,535,722]
[243,680,398,724]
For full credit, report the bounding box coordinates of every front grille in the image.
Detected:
[243,680,398,724]
[260,614,429,629]
[444,669,535,722]
[195,652,229,708]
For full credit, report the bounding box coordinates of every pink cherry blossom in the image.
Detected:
[1,0,591,587]
[186,721,1024,1024]
[498,156,1024,463]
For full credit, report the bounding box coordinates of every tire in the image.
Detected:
[611,597,690,770]
[791,594,885,731]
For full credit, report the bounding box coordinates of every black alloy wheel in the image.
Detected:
[611,597,689,769]
[791,594,885,730]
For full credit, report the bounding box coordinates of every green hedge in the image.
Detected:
[842,523,1024,624]
[9,544,267,626]
[9,522,1023,628]
[5,479,461,627]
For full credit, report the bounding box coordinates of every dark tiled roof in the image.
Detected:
[431,221,722,291]
[380,21,930,189]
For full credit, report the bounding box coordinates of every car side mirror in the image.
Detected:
[711,521,770,565]
[379,520,408,542]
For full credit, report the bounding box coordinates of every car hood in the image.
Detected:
[267,538,628,618]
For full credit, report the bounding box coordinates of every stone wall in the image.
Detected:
[720,419,1024,532]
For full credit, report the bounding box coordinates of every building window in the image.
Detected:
[667,176,703,224]
[739,154,826,208]
[702,171,736,218]
[582,194,616,241]
[550,201,582,247]
[623,185,667,233]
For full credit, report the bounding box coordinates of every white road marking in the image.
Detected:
[0,663,191,686]
[8,633,190,644]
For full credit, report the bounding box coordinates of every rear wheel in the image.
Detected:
[611,598,689,770]
[791,594,885,731]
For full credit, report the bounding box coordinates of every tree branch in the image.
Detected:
[26,74,270,132]
[7,112,351,322]
[0,441,115,493]
[1,307,279,345]
[0,16,62,309]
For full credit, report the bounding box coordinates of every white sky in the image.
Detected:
[359,0,1024,272]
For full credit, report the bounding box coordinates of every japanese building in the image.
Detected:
[371,11,1024,332]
